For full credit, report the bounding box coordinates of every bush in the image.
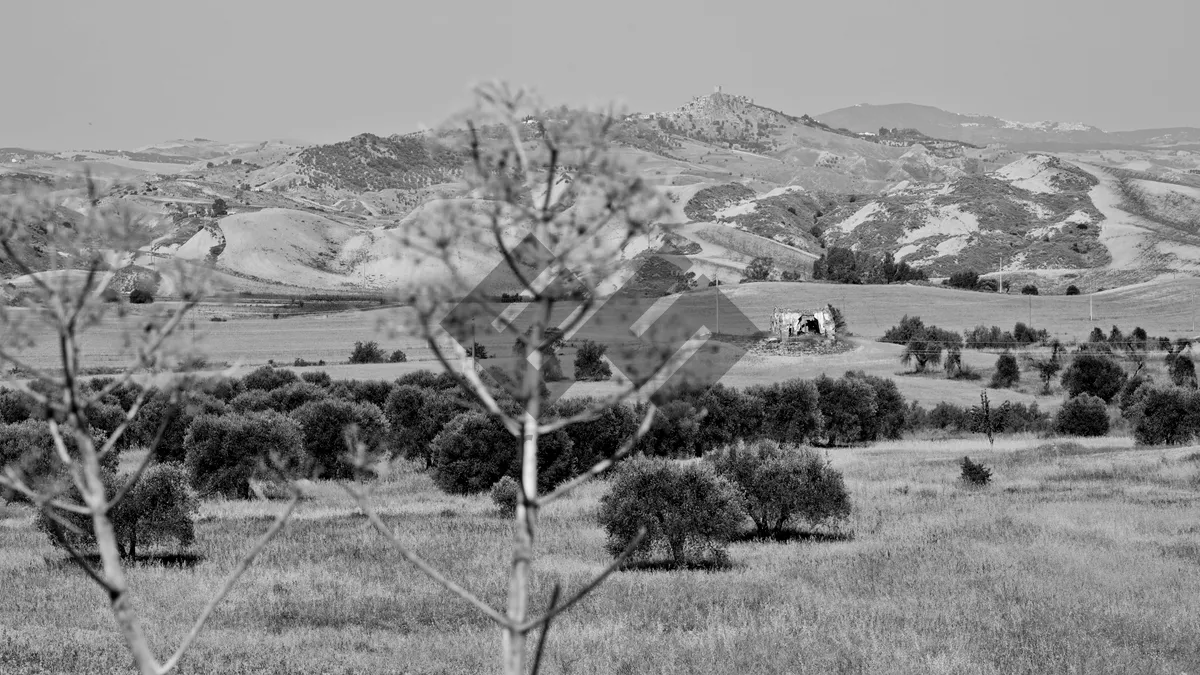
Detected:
[490,476,520,517]
[990,353,1021,388]
[212,197,228,216]
[184,411,306,498]
[543,398,638,487]
[389,350,407,363]
[845,371,906,440]
[1054,394,1110,437]
[0,389,33,424]
[301,371,332,387]
[329,379,395,409]
[242,365,299,392]
[291,399,389,480]
[597,458,745,567]
[383,385,464,468]
[947,269,980,290]
[1131,387,1200,445]
[128,288,154,304]
[1061,354,1127,403]
[429,411,513,493]
[37,463,198,559]
[960,456,991,485]
[1170,354,1197,388]
[348,341,387,364]
[708,439,850,538]
[1066,285,1081,296]
[633,400,703,458]
[264,382,328,412]
[745,379,822,446]
[0,420,106,499]
[396,370,460,390]
[574,340,612,381]
[1020,284,1039,295]
[127,391,226,463]
[815,375,877,445]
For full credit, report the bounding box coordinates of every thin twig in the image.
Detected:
[537,403,655,506]
[45,516,115,592]
[106,399,178,511]
[345,484,512,629]
[529,583,561,675]
[157,493,300,675]
[516,528,646,633]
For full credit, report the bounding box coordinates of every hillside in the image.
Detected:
[818,103,1200,149]
[818,154,1107,275]
[5,89,1199,297]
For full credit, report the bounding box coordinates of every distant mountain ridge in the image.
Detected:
[817,103,1200,148]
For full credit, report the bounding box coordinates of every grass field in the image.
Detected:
[3,439,1200,674]
[8,276,1198,409]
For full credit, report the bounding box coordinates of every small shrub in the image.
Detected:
[301,371,332,387]
[348,341,386,364]
[960,456,991,485]
[990,353,1021,389]
[1061,354,1127,403]
[815,374,877,445]
[1066,285,1081,295]
[388,349,407,363]
[948,269,980,290]
[184,411,306,498]
[490,476,520,517]
[242,365,299,392]
[291,399,389,480]
[1020,284,1039,295]
[745,378,822,446]
[384,385,464,468]
[597,458,745,567]
[1170,354,1197,388]
[1131,387,1200,445]
[708,439,850,538]
[574,340,612,381]
[129,289,154,304]
[1054,393,1110,437]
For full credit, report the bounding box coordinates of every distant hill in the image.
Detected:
[817,103,1200,149]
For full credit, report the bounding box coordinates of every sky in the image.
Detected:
[2,0,1196,150]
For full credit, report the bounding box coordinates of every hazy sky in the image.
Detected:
[2,0,1196,149]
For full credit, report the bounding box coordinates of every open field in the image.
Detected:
[8,275,1200,409]
[3,438,1200,674]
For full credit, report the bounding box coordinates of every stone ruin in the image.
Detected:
[770,305,836,339]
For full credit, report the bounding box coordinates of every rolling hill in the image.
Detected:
[4,88,1199,300]
[817,103,1200,149]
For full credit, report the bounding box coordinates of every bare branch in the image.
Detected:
[529,583,561,675]
[537,403,656,506]
[345,484,512,629]
[516,528,647,633]
[106,399,178,511]
[96,385,154,460]
[418,321,520,436]
[0,471,91,515]
[45,514,115,592]
[157,493,300,675]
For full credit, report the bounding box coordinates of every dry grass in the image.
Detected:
[4,438,1200,674]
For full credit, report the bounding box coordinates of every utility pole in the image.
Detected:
[714,273,719,336]
[471,317,477,367]
[1089,295,1093,322]
[998,254,1004,294]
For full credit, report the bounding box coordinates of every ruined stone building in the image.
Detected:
[770,305,836,339]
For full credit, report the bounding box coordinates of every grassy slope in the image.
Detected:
[3,440,1199,673]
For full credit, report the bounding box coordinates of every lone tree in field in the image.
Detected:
[1,177,301,674]
[376,84,690,674]
[901,336,944,372]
